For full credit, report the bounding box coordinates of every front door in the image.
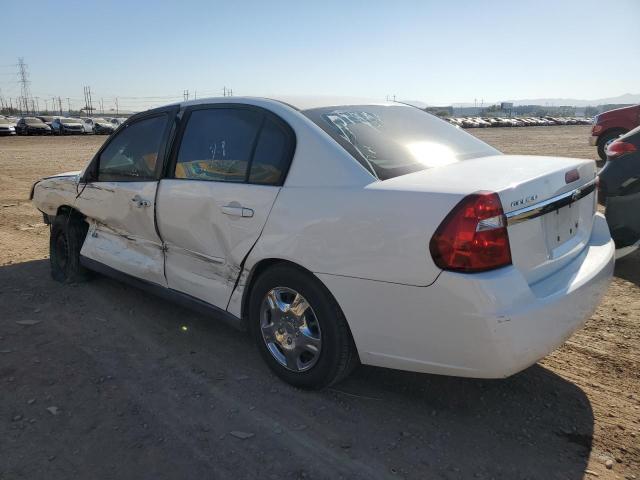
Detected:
[77,111,175,285]
[156,105,295,309]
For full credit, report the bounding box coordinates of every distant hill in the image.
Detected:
[504,93,640,107]
[403,93,640,108]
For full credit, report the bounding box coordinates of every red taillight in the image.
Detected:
[430,192,512,273]
[606,140,637,158]
[565,168,580,184]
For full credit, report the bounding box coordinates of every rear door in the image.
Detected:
[156,104,295,309]
[76,108,177,285]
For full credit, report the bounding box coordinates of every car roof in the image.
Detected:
[179,95,396,111]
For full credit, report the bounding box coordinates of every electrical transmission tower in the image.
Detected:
[83,86,94,117]
[17,58,33,115]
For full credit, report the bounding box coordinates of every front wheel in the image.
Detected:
[249,265,358,389]
[50,216,90,283]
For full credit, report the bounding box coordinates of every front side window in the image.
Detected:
[303,105,499,180]
[98,115,168,181]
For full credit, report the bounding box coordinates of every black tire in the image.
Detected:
[598,129,626,161]
[249,264,358,389]
[50,215,90,283]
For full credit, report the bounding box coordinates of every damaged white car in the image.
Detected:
[31,97,615,389]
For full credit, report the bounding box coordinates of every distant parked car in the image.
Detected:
[37,116,56,129]
[16,117,51,135]
[0,117,16,136]
[599,125,640,258]
[461,118,478,128]
[79,118,94,134]
[51,117,85,135]
[92,118,116,135]
[591,104,640,161]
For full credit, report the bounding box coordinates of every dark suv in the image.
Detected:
[16,117,52,135]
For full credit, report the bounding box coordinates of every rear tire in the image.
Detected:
[249,264,358,389]
[50,215,91,283]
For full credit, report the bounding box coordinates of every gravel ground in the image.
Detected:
[0,127,638,480]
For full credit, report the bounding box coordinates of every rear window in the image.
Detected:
[303,105,499,180]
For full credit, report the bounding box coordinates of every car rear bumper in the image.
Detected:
[318,213,614,378]
[589,135,599,146]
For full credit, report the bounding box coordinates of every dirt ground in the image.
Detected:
[0,127,638,480]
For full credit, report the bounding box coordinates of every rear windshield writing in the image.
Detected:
[304,105,499,180]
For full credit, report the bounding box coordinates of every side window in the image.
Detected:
[98,115,168,182]
[248,117,291,185]
[175,108,262,182]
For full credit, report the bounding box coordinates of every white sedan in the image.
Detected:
[31,96,615,389]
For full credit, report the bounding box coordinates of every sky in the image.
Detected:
[2,0,639,112]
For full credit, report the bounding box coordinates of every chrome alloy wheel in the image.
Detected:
[260,287,322,372]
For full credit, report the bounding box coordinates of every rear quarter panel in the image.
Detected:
[243,185,460,287]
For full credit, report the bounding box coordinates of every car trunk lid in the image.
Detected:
[379,154,598,284]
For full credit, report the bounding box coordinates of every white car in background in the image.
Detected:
[31,97,614,389]
[80,117,95,134]
[0,117,16,135]
[51,117,85,135]
[108,117,127,127]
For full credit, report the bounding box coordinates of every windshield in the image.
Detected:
[94,118,109,124]
[61,118,79,124]
[25,118,44,125]
[303,105,499,180]
[38,116,53,122]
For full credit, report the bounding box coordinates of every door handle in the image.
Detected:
[131,195,151,208]
[221,205,254,218]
